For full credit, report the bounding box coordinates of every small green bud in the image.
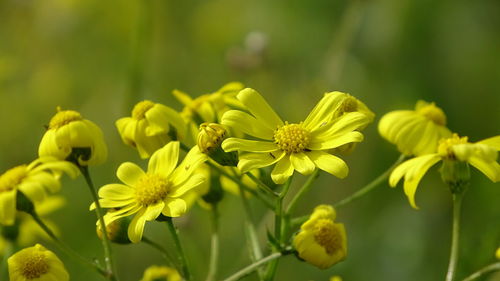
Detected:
[440,160,470,194]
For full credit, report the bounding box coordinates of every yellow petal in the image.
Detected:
[146,104,186,138]
[309,131,364,150]
[303,91,346,131]
[148,142,179,177]
[0,190,16,225]
[170,174,206,197]
[311,112,368,140]
[115,117,137,147]
[307,151,348,179]
[403,154,441,209]
[271,157,294,184]
[478,136,500,150]
[237,88,283,129]
[98,184,135,200]
[117,162,145,187]
[222,138,278,152]
[128,209,147,243]
[144,202,165,221]
[221,110,274,140]
[162,198,187,217]
[290,153,316,175]
[170,146,207,186]
[238,151,285,173]
[172,89,193,106]
[38,130,70,160]
[468,157,500,182]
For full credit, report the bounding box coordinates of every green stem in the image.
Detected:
[165,218,191,281]
[285,169,320,216]
[246,172,279,197]
[206,161,274,209]
[461,262,500,281]
[205,204,220,281]
[80,166,118,281]
[334,154,406,208]
[237,185,264,280]
[142,236,177,269]
[223,252,284,281]
[31,211,105,275]
[446,192,464,281]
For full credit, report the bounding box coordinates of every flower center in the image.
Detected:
[132,100,155,120]
[274,122,310,154]
[313,219,341,255]
[48,107,83,129]
[135,174,170,206]
[438,134,469,159]
[339,96,358,114]
[19,251,49,279]
[0,165,27,192]
[417,103,446,126]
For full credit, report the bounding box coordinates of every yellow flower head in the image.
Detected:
[197,123,227,154]
[293,205,347,269]
[390,134,500,208]
[173,82,245,124]
[0,158,78,225]
[8,244,69,281]
[140,265,181,281]
[116,100,186,159]
[39,107,108,166]
[378,101,452,156]
[221,89,371,184]
[95,141,207,243]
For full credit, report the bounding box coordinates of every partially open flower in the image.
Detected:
[0,158,78,225]
[8,244,69,281]
[39,107,108,166]
[140,265,181,281]
[198,123,238,166]
[116,100,186,159]
[378,101,452,156]
[293,205,347,269]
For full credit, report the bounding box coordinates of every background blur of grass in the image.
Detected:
[1,0,499,280]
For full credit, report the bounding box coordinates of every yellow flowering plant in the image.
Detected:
[1,85,498,281]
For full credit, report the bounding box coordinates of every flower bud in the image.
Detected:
[198,123,238,166]
[97,214,131,244]
[440,160,470,194]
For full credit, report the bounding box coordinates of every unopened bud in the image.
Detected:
[198,123,238,166]
[97,215,131,244]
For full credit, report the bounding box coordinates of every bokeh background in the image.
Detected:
[1,0,499,280]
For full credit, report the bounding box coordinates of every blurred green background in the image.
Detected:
[1,0,499,280]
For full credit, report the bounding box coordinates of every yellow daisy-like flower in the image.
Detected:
[173,82,245,124]
[39,107,108,166]
[221,88,370,184]
[390,134,500,208]
[116,100,186,159]
[140,265,181,281]
[95,141,207,243]
[293,205,347,269]
[0,158,78,225]
[378,100,452,156]
[8,244,69,281]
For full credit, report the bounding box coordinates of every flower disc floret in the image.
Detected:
[48,109,83,129]
[19,251,49,278]
[8,244,69,281]
[438,134,469,160]
[416,102,446,126]
[132,100,155,120]
[135,174,170,206]
[274,123,310,154]
[313,219,341,255]
[0,165,27,192]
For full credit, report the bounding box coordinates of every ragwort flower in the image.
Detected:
[293,205,347,269]
[116,100,186,159]
[140,265,181,281]
[0,158,78,225]
[390,134,500,208]
[8,244,69,281]
[221,88,371,184]
[39,107,108,166]
[95,141,207,243]
[378,100,452,156]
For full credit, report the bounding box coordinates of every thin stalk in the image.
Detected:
[223,252,283,281]
[206,161,274,209]
[142,236,177,269]
[446,192,464,281]
[334,154,406,208]
[205,204,220,281]
[165,218,191,281]
[80,166,117,281]
[246,172,278,197]
[461,262,500,281]
[285,169,320,216]
[237,185,264,280]
[31,211,105,275]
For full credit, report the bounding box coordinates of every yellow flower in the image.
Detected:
[330,276,343,281]
[221,88,370,184]
[293,205,347,269]
[140,265,181,281]
[116,100,186,159]
[8,244,69,281]
[173,82,245,124]
[39,107,108,166]
[378,101,452,156]
[95,141,207,243]
[390,134,500,208]
[0,158,78,225]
